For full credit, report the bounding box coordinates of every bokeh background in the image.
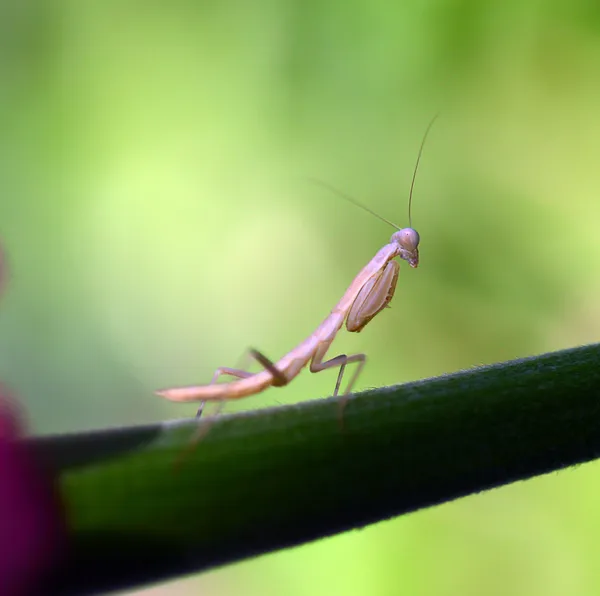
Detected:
[1,1,600,594]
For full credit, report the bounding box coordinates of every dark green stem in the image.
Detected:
[39,342,600,594]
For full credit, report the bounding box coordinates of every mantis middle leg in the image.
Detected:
[309,340,367,426]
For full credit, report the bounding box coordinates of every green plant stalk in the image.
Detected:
[39,342,600,595]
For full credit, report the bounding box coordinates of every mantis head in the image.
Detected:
[392,227,420,268]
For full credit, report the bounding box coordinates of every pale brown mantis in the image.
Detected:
[156,115,437,428]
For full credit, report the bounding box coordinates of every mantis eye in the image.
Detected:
[393,228,420,251]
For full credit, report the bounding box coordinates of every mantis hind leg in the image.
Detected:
[309,340,366,429]
[197,348,288,418]
[176,347,289,469]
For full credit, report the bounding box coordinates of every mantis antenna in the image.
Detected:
[408,113,439,228]
[309,113,439,229]
[307,178,402,231]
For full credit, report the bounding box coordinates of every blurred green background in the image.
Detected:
[1,1,600,594]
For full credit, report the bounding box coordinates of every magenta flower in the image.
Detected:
[0,248,65,593]
[0,390,66,594]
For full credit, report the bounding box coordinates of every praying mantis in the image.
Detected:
[156,115,437,426]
